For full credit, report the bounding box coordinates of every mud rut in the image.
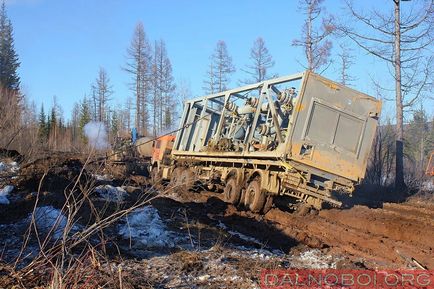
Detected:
[173,190,434,270]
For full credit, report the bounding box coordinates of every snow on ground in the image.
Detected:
[0,161,19,173]
[290,249,337,269]
[118,206,178,248]
[30,206,69,239]
[216,221,265,247]
[93,174,113,181]
[0,185,14,205]
[95,185,127,202]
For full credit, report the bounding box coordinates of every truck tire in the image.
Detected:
[245,179,266,213]
[224,178,241,204]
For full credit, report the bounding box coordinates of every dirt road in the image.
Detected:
[263,202,434,269]
[169,190,434,270]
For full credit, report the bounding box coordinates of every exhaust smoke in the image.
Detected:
[83,121,109,150]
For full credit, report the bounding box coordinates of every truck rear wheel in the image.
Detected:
[224,178,241,204]
[245,178,266,213]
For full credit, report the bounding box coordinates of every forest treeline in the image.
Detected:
[0,0,433,190]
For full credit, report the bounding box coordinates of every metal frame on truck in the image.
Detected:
[161,71,381,211]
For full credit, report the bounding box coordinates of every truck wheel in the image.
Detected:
[224,178,241,204]
[245,179,266,213]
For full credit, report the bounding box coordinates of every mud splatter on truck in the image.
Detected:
[158,70,381,211]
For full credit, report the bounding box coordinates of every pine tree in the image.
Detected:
[38,104,48,141]
[407,107,432,178]
[111,109,119,137]
[79,96,92,142]
[71,102,80,143]
[0,2,20,90]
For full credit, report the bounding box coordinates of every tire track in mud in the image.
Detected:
[164,190,433,269]
[260,204,434,269]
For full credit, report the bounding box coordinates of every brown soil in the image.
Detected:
[165,188,434,270]
[1,153,433,288]
[224,199,433,269]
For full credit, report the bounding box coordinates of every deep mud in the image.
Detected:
[163,189,434,270]
[0,153,433,288]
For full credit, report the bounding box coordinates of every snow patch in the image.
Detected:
[118,206,175,248]
[95,185,127,202]
[217,221,264,247]
[0,161,19,174]
[0,185,14,205]
[93,174,112,181]
[9,161,19,172]
[292,249,336,269]
[30,206,68,239]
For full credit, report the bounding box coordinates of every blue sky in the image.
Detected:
[5,0,431,121]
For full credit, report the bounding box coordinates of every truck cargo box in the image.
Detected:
[169,71,381,208]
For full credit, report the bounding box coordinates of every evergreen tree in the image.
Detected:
[407,107,432,177]
[50,105,57,132]
[111,109,119,137]
[0,2,20,90]
[38,104,48,140]
[79,96,92,142]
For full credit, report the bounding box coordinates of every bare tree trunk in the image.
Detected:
[306,2,313,71]
[394,0,406,190]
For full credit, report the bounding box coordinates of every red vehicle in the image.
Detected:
[150,135,175,180]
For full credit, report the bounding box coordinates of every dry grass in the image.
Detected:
[0,149,172,288]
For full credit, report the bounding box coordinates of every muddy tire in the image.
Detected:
[224,178,241,204]
[245,179,266,213]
